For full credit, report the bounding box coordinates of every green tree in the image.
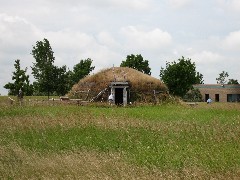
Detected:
[160,56,203,97]
[70,58,95,86]
[53,65,73,95]
[31,38,55,98]
[216,71,229,84]
[120,54,151,75]
[184,88,202,102]
[4,59,33,96]
[228,79,239,84]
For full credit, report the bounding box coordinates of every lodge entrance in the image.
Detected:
[115,88,123,105]
[109,81,129,106]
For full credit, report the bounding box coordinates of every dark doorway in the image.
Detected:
[215,94,219,102]
[205,94,209,102]
[115,88,123,105]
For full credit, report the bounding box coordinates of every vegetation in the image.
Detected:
[183,88,202,102]
[31,38,76,97]
[31,38,56,98]
[0,99,239,179]
[228,79,239,85]
[216,71,229,84]
[69,58,95,87]
[68,67,167,102]
[216,71,239,85]
[4,38,96,97]
[3,38,240,100]
[4,59,33,96]
[120,54,151,75]
[160,57,204,97]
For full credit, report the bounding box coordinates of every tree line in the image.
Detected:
[4,38,239,98]
[4,39,95,98]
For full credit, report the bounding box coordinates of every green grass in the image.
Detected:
[0,99,240,178]
[2,122,239,171]
[1,103,239,123]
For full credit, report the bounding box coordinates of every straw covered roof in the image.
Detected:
[68,67,167,100]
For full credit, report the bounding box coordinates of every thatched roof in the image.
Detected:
[68,67,167,100]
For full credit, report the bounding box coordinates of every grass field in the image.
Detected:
[0,96,239,179]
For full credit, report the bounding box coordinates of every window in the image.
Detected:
[227,94,240,102]
[215,94,219,102]
[227,94,232,102]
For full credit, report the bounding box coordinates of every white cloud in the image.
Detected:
[46,30,95,51]
[107,0,153,10]
[120,26,172,51]
[97,32,121,49]
[191,51,223,65]
[223,30,240,51]
[167,0,192,9]
[230,0,240,11]
[189,50,240,84]
[0,13,43,95]
[44,30,122,70]
[217,0,240,12]
[189,51,224,83]
[0,14,39,50]
[47,0,153,10]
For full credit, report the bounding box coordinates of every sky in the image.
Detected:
[0,0,240,95]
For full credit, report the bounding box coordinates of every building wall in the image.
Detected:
[193,84,240,102]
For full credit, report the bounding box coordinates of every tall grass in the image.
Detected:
[0,101,240,179]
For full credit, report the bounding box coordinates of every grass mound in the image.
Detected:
[68,67,168,102]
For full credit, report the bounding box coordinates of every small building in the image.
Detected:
[68,67,168,105]
[193,84,240,102]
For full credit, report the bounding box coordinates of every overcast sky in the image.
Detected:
[0,0,240,95]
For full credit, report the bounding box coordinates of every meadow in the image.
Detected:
[0,96,239,179]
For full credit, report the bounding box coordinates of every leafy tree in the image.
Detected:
[31,38,56,98]
[216,71,229,84]
[184,88,202,102]
[160,56,203,97]
[31,39,95,96]
[70,58,95,86]
[228,79,239,84]
[4,59,33,96]
[120,54,151,75]
[53,65,73,95]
